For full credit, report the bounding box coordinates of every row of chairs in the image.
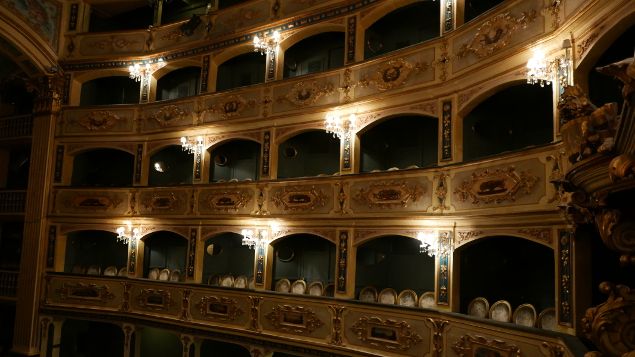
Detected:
[467,297,556,330]
[71,264,127,277]
[208,274,255,289]
[358,286,435,308]
[274,279,335,297]
[147,267,182,282]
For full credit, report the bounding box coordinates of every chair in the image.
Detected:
[158,268,170,281]
[71,265,86,274]
[291,279,307,294]
[208,275,221,286]
[103,266,118,276]
[169,269,181,282]
[86,265,101,276]
[323,283,335,297]
[536,308,557,331]
[397,289,418,307]
[220,275,235,287]
[467,297,489,318]
[275,278,291,293]
[513,304,537,327]
[234,275,248,289]
[489,300,512,322]
[418,291,435,308]
[378,288,398,305]
[307,281,324,296]
[359,286,378,302]
[118,267,128,277]
[248,276,255,289]
[148,267,161,280]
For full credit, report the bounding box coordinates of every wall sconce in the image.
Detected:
[241,229,269,249]
[416,231,438,257]
[180,136,204,156]
[116,222,141,245]
[128,58,166,82]
[324,112,357,140]
[253,30,280,56]
[526,39,572,88]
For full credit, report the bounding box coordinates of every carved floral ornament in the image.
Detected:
[354,181,425,209]
[453,166,539,205]
[195,295,244,321]
[146,105,187,127]
[77,110,122,131]
[205,95,256,119]
[66,194,123,211]
[359,58,427,91]
[276,80,335,107]
[350,316,422,351]
[456,10,537,59]
[452,334,521,357]
[265,304,323,335]
[271,185,328,212]
[56,282,115,303]
[203,189,253,212]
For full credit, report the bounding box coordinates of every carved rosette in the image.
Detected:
[359,58,427,91]
[452,335,521,356]
[56,283,115,303]
[582,283,635,356]
[195,295,244,321]
[271,185,327,212]
[201,189,252,212]
[453,167,538,204]
[205,95,256,119]
[265,304,323,335]
[350,316,422,351]
[77,110,121,131]
[456,10,537,59]
[146,105,187,127]
[353,181,425,209]
[277,80,335,107]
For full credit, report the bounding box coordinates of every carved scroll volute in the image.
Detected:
[595,209,635,256]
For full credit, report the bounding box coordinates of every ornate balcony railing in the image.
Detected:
[0,115,32,139]
[0,190,26,214]
[0,270,18,299]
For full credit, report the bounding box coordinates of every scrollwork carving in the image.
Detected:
[205,95,256,119]
[137,289,172,311]
[195,295,244,321]
[77,110,121,131]
[454,166,538,204]
[146,105,187,127]
[354,181,425,209]
[271,186,327,212]
[359,58,428,91]
[276,81,335,107]
[56,283,115,303]
[452,334,521,357]
[350,316,422,351]
[265,304,323,335]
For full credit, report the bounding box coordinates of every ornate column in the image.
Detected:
[335,229,354,299]
[122,324,136,357]
[180,334,194,357]
[12,75,62,356]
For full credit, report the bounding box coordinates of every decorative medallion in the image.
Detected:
[350,316,422,351]
[202,189,252,212]
[277,80,335,107]
[76,110,121,131]
[359,58,427,91]
[271,185,328,212]
[354,181,425,209]
[68,195,122,210]
[195,295,244,321]
[336,231,348,293]
[265,304,324,335]
[456,10,537,59]
[146,105,186,127]
[206,95,256,119]
[142,192,178,211]
[329,305,345,346]
[137,289,172,311]
[56,282,115,303]
[453,166,538,204]
[452,335,521,357]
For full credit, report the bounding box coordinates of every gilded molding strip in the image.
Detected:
[453,166,539,205]
[441,100,452,161]
[200,55,210,93]
[187,228,197,278]
[255,244,265,285]
[558,229,572,326]
[336,231,348,293]
[46,225,56,269]
[262,131,271,177]
[437,231,451,305]
[346,16,356,63]
[134,144,143,184]
[128,236,137,274]
[68,4,79,31]
[54,145,64,183]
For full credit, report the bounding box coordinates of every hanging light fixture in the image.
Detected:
[116,223,141,245]
[526,40,572,88]
[180,136,204,155]
[253,30,281,56]
[526,49,551,87]
[324,112,357,140]
[241,229,269,249]
[128,58,166,82]
[416,231,438,257]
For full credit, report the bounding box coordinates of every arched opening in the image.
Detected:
[356,235,434,304]
[360,115,438,172]
[464,0,505,23]
[60,319,124,357]
[271,234,335,294]
[209,139,260,182]
[71,148,134,187]
[202,232,254,286]
[462,83,553,162]
[64,230,128,275]
[0,221,23,270]
[137,327,181,357]
[587,23,635,112]
[80,76,140,105]
[216,52,265,92]
[156,66,201,101]
[277,131,339,179]
[142,231,188,280]
[457,236,555,318]
[148,145,193,186]
[283,32,345,79]
[364,2,440,59]
[3,144,30,189]
[200,339,250,357]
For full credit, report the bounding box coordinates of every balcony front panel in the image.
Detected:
[58,107,136,135]
[52,189,131,216]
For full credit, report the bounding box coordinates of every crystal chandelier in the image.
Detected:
[253,30,280,56]
[128,58,166,82]
[527,40,572,88]
[116,223,141,245]
[241,229,269,249]
[180,136,204,155]
[324,113,357,140]
[416,231,438,257]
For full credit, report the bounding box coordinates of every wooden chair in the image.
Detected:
[169,269,181,282]
[234,275,248,289]
[323,283,335,297]
[275,278,291,293]
[536,307,556,330]
[208,275,221,286]
[71,265,86,274]
[378,288,398,305]
[158,268,170,281]
[467,297,489,318]
[290,279,307,294]
[248,276,255,289]
[418,291,435,308]
[103,266,118,276]
[359,286,378,302]
[513,303,537,327]
[148,267,161,280]
[86,265,101,276]
[397,289,418,307]
[220,274,235,287]
[489,300,512,322]
[307,281,324,296]
[118,267,128,277]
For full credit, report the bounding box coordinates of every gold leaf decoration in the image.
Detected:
[453,166,538,204]
[206,95,256,119]
[77,110,121,131]
[358,58,428,91]
[350,316,422,351]
[354,181,425,209]
[277,81,335,107]
[265,304,323,335]
[147,105,186,127]
[195,295,244,321]
[271,185,327,212]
